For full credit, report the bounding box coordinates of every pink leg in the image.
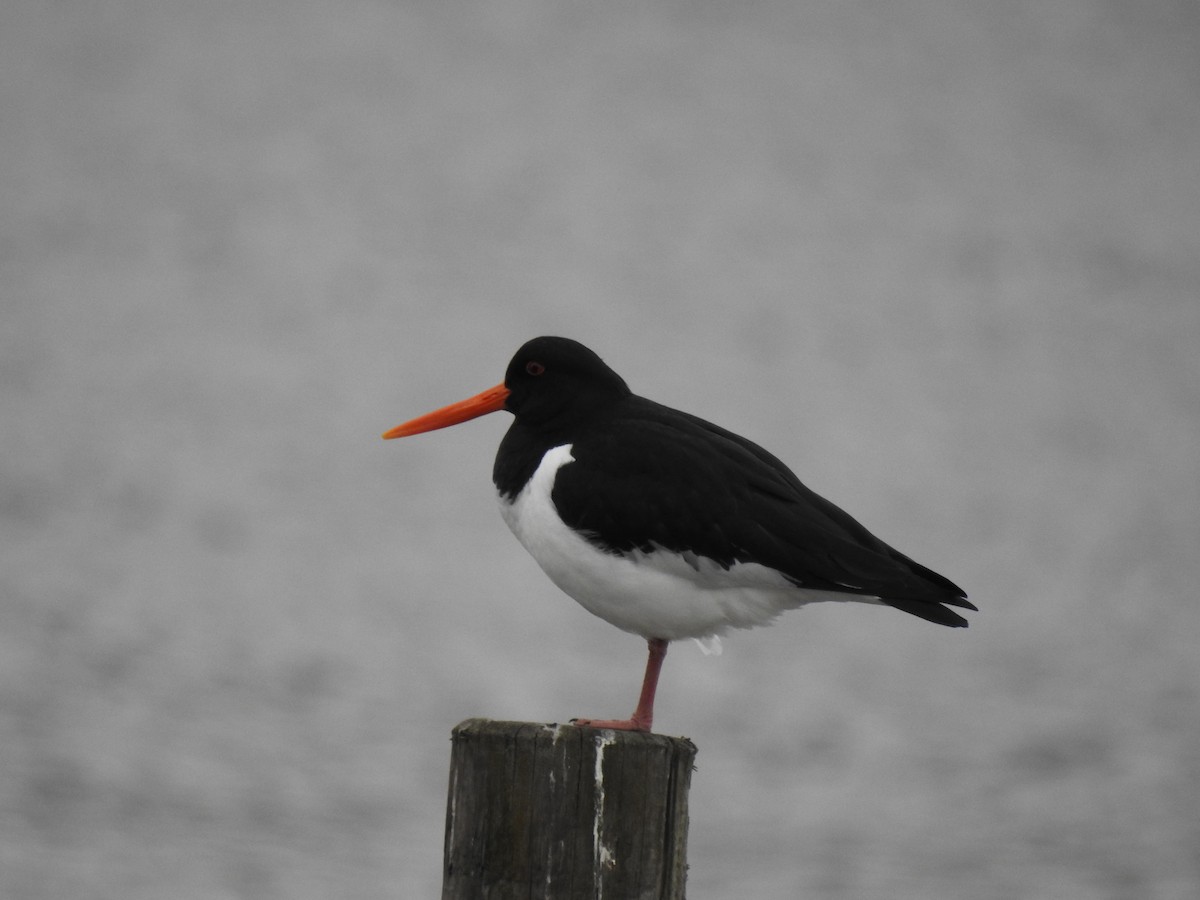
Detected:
[573,638,669,733]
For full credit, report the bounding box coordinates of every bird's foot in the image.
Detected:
[570,715,651,733]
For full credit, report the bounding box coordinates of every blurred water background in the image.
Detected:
[3,1,1199,897]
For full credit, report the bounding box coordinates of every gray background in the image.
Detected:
[4,1,1199,898]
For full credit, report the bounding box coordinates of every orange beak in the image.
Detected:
[381,383,511,439]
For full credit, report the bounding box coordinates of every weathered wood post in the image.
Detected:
[442,719,697,899]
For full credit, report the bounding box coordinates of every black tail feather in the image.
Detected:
[883,595,977,628]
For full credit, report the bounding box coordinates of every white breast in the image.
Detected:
[497,444,867,641]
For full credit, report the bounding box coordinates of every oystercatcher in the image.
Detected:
[384,336,972,731]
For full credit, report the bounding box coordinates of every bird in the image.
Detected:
[383,336,973,732]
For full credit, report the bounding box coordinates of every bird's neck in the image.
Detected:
[493,421,572,500]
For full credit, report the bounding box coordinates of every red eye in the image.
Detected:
[525,361,546,376]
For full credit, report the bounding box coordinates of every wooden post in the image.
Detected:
[442,718,697,900]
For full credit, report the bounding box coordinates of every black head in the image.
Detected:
[382,336,630,442]
[503,336,632,430]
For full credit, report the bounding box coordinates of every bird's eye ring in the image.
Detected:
[525,361,546,376]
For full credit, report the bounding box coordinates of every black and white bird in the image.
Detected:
[383,336,973,731]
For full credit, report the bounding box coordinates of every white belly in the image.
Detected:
[497,444,865,641]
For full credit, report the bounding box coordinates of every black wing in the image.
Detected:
[551,396,974,627]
